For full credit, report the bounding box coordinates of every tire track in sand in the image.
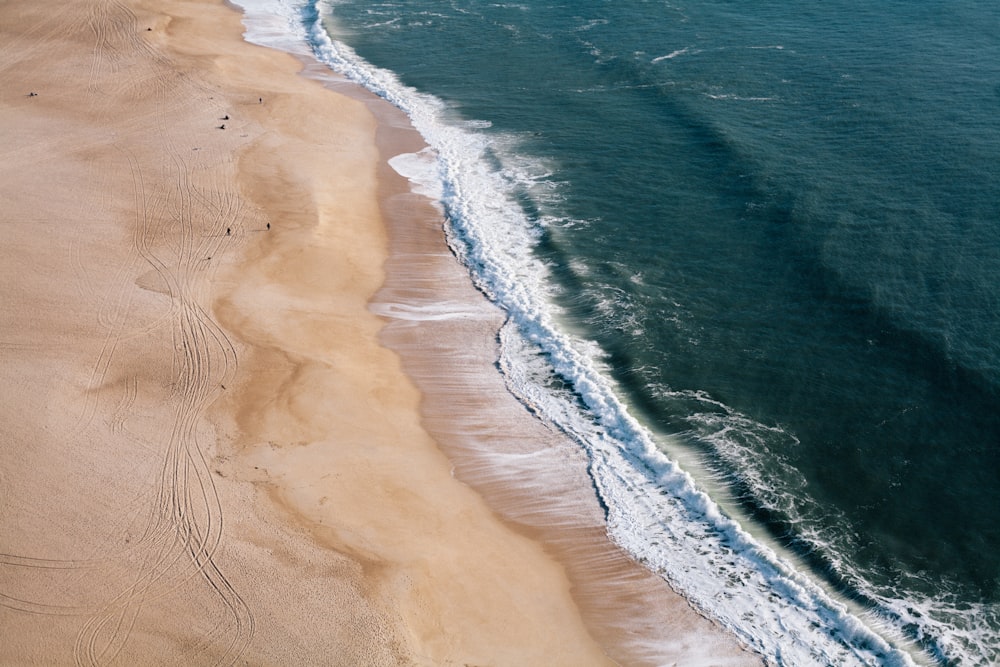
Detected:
[69,145,252,666]
[1,2,255,663]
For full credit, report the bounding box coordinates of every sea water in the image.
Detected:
[234,1,1000,664]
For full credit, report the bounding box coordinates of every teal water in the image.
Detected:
[247,0,1000,663]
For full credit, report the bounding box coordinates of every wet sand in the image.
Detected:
[0,0,761,664]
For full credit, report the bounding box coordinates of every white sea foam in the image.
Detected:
[369,301,488,322]
[388,148,444,205]
[232,0,313,56]
[232,1,936,664]
[652,47,692,62]
[704,93,777,102]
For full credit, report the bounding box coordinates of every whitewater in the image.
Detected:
[230,0,941,664]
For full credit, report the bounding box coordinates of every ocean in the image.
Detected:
[235,0,1000,664]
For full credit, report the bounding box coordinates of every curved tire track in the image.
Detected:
[2,2,255,663]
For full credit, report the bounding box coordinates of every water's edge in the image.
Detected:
[231,1,928,664]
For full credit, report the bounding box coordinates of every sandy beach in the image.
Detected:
[0,0,761,664]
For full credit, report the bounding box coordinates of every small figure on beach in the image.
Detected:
[218,124,225,130]
[226,227,231,236]
[222,114,229,120]
[27,92,37,97]
[259,97,263,104]
[266,222,270,230]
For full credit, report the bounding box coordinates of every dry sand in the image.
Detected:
[0,0,763,664]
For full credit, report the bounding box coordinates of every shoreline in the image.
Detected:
[249,7,762,664]
[365,75,763,666]
[0,0,760,663]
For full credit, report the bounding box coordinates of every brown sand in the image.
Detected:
[0,0,762,664]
